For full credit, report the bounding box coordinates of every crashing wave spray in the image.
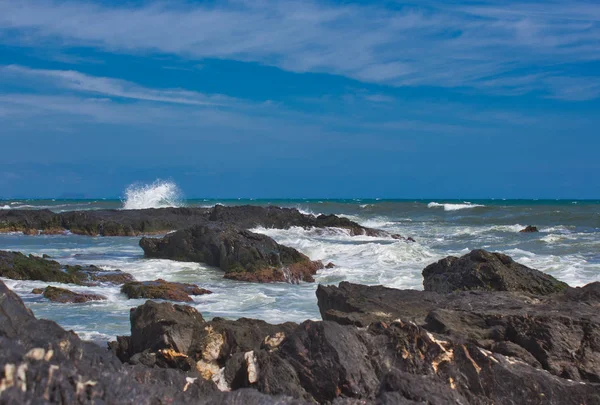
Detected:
[122,180,183,210]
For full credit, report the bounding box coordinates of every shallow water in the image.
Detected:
[1,197,599,342]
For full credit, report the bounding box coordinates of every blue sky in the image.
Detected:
[0,0,599,198]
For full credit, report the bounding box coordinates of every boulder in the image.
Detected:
[42,286,106,303]
[121,279,212,302]
[140,224,323,283]
[422,249,568,295]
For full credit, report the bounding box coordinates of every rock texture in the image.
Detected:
[422,249,568,295]
[140,224,324,283]
[42,286,106,303]
[0,279,306,404]
[0,250,134,286]
[520,225,539,233]
[121,279,212,302]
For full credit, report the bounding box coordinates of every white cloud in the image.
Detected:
[1,65,232,106]
[0,0,599,99]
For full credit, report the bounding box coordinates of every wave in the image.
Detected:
[122,180,183,210]
[1,205,10,209]
[427,202,485,211]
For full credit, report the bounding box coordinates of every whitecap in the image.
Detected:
[427,202,485,211]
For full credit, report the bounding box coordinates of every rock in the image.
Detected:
[31,288,44,294]
[519,225,539,233]
[140,224,323,283]
[0,250,135,286]
[121,279,212,302]
[0,279,305,404]
[325,262,336,269]
[0,205,397,239]
[422,249,568,295]
[42,286,106,303]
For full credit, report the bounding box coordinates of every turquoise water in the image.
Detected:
[1,197,599,342]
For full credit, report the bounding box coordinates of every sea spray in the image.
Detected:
[122,180,183,209]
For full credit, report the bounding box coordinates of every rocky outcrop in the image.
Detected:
[113,289,600,404]
[422,249,568,295]
[0,279,305,404]
[317,254,600,385]
[520,225,539,233]
[0,205,401,239]
[120,279,212,302]
[0,250,134,286]
[140,224,323,283]
[41,286,106,303]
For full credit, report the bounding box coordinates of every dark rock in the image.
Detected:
[42,286,106,303]
[31,288,44,294]
[121,279,212,302]
[140,224,323,283]
[325,262,336,269]
[519,225,539,233]
[0,279,308,404]
[422,249,568,295]
[0,250,135,286]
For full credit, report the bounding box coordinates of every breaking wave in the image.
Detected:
[122,180,183,210]
[428,202,485,211]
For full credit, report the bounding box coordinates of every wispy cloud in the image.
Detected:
[0,0,599,99]
[1,65,232,106]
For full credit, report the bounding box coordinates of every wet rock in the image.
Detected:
[0,279,308,404]
[140,224,323,283]
[422,249,568,295]
[325,262,336,269]
[121,279,212,302]
[0,250,135,286]
[31,288,44,294]
[519,225,539,233]
[42,286,106,303]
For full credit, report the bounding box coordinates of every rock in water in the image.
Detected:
[519,225,539,233]
[42,286,106,303]
[422,249,568,295]
[140,224,323,283]
[121,279,212,302]
[0,250,135,286]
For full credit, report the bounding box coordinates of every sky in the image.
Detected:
[0,0,599,199]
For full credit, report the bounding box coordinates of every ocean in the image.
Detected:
[1,183,599,343]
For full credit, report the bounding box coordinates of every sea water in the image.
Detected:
[1,182,599,342]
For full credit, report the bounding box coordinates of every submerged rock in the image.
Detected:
[519,225,539,233]
[42,286,106,303]
[422,249,568,295]
[140,224,323,283]
[121,279,212,302]
[0,250,135,286]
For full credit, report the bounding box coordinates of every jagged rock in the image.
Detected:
[121,279,212,302]
[422,249,568,295]
[42,286,106,303]
[140,224,323,283]
[519,225,539,233]
[0,250,134,286]
[0,279,306,404]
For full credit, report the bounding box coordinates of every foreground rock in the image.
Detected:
[0,205,402,239]
[121,279,212,302]
[0,250,134,285]
[140,224,324,283]
[318,250,600,385]
[422,249,568,295]
[40,286,106,303]
[0,279,306,404]
[114,289,600,404]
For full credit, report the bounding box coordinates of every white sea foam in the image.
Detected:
[1,205,10,209]
[428,202,485,211]
[122,180,183,210]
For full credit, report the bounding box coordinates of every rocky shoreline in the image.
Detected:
[1,247,599,404]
